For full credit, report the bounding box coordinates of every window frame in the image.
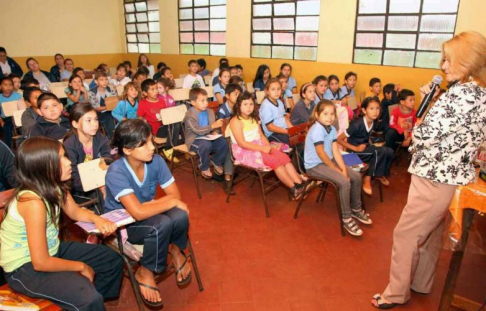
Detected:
[123,0,161,54]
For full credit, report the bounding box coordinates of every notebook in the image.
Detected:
[342,153,364,171]
[76,209,135,234]
[78,158,108,192]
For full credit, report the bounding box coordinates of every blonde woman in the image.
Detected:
[372,31,486,309]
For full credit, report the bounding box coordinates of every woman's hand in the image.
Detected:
[419,83,440,103]
[79,263,95,282]
[93,217,117,236]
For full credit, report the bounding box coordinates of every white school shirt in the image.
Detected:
[183,74,205,89]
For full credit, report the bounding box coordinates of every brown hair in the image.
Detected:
[308,99,335,129]
[264,77,281,91]
[157,77,171,89]
[232,91,259,123]
[94,70,108,80]
[189,87,208,101]
[121,82,138,100]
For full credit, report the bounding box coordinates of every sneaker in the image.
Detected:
[162,149,179,163]
[351,209,373,225]
[343,219,363,236]
[290,186,304,200]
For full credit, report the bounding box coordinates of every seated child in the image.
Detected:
[88,70,118,138]
[21,87,43,137]
[337,97,394,195]
[137,79,180,162]
[197,58,211,78]
[157,78,176,107]
[29,93,70,140]
[341,71,357,98]
[109,63,131,86]
[65,75,89,110]
[112,82,139,122]
[367,78,382,99]
[216,83,242,120]
[253,64,271,92]
[212,63,229,86]
[379,83,402,132]
[183,88,230,179]
[230,91,304,199]
[132,71,148,91]
[60,58,74,81]
[234,64,246,89]
[63,103,112,203]
[104,119,190,306]
[0,137,122,310]
[18,77,40,109]
[324,75,353,120]
[8,74,21,94]
[304,100,372,236]
[153,62,167,81]
[183,60,205,89]
[214,68,230,104]
[229,66,238,76]
[89,64,109,90]
[259,78,292,144]
[277,74,295,111]
[290,82,316,125]
[0,77,22,147]
[280,63,297,94]
[312,75,328,105]
[73,67,91,90]
[387,89,417,150]
[229,75,245,91]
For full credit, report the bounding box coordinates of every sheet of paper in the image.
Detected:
[78,158,108,192]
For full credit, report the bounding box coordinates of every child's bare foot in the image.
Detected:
[135,265,162,305]
[171,245,192,285]
[363,176,372,195]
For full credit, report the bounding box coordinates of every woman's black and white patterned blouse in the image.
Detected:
[409,81,486,185]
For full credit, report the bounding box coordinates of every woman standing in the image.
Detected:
[372,31,486,309]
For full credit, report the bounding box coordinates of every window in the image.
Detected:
[251,0,321,61]
[178,0,227,56]
[353,0,460,68]
[124,0,161,53]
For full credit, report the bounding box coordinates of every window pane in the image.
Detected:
[253,32,271,44]
[150,44,161,53]
[354,49,382,64]
[194,8,209,19]
[210,5,226,18]
[210,44,226,56]
[137,23,148,32]
[254,0,271,2]
[195,44,210,54]
[295,32,318,46]
[273,18,295,30]
[148,11,159,21]
[383,50,415,67]
[210,19,226,31]
[180,44,194,54]
[253,4,272,16]
[126,24,137,33]
[135,2,147,12]
[137,34,149,43]
[195,32,210,43]
[149,22,159,32]
[125,3,135,13]
[194,0,209,6]
[415,52,441,68]
[210,32,226,43]
[389,0,420,13]
[388,16,419,31]
[138,43,150,53]
[296,16,319,31]
[423,0,459,13]
[274,2,295,16]
[128,43,138,53]
[296,0,320,16]
[127,34,137,43]
[150,33,160,43]
[273,32,294,45]
[252,45,271,58]
[126,14,136,23]
[180,32,194,43]
[147,0,158,10]
[358,0,386,14]
[294,47,317,61]
[420,15,456,33]
[195,20,210,30]
[386,33,416,49]
[180,21,193,31]
[136,13,148,22]
[272,46,293,59]
[418,33,453,51]
[179,9,193,20]
[355,33,383,48]
[253,18,272,30]
[210,0,226,4]
[357,16,385,31]
[179,0,192,8]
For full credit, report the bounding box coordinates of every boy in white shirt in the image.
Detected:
[182,60,205,89]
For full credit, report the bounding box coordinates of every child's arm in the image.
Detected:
[337,132,366,152]
[267,122,289,135]
[230,118,271,153]
[66,89,81,103]
[315,143,341,173]
[287,97,295,110]
[185,114,220,136]
[284,114,293,128]
[88,91,104,112]
[215,93,224,104]
[331,142,349,178]
[112,100,126,122]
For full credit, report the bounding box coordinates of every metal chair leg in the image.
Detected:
[226,167,236,203]
[293,180,309,219]
[188,155,202,199]
[334,187,345,237]
[320,183,328,202]
[257,172,270,218]
[378,182,383,202]
[187,238,204,291]
[121,254,145,311]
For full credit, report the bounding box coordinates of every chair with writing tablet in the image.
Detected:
[104,96,119,112]
[202,86,214,99]
[11,109,26,151]
[116,85,124,97]
[256,90,265,105]
[50,83,67,99]
[169,88,190,102]
[174,78,183,89]
[2,100,19,118]
[77,156,203,310]
[203,75,212,86]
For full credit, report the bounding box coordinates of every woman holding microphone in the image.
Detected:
[372,31,486,309]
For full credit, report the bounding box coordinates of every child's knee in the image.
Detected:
[169,209,190,231]
[84,290,104,309]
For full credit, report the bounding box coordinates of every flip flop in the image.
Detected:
[173,250,192,286]
[371,294,398,309]
[136,281,164,308]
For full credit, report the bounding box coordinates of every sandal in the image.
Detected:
[214,165,224,176]
[136,281,164,307]
[375,177,390,186]
[371,294,398,309]
[201,169,212,179]
[172,250,192,286]
[342,219,363,236]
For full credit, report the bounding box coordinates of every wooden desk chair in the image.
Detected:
[208,101,219,115]
[179,74,188,79]
[104,96,119,112]
[174,78,183,89]
[292,93,301,104]
[2,100,19,118]
[203,75,212,86]
[202,86,214,98]
[49,82,68,99]
[169,88,190,102]
[116,85,124,97]
[11,109,26,151]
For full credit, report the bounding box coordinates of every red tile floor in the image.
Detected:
[100,161,485,310]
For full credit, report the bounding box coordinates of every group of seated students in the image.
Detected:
[0,48,421,307]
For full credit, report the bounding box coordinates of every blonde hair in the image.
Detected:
[442,31,486,86]
[122,82,138,100]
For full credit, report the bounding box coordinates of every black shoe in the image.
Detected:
[290,186,304,200]
[223,180,235,195]
[212,173,224,182]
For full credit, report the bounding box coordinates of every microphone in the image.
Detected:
[416,75,443,118]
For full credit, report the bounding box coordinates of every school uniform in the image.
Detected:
[111,99,138,122]
[340,85,355,97]
[345,117,393,177]
[0,92,22,148]
[259,98,290,144]
[287,76,297,92]
[29,116,71,141]
[88,86,117,138]
[216,102,231,120]
[104,155,189,274]
[253,79,265,91]
[290,99,315,126]
[213,82,226,99]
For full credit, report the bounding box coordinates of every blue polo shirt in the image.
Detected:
[304,122,337,170]
[104,155,175,212]
[216,102,231,120]
[259,98,288,138]
[287,76,297,92]
[213,83,226,98]
[0,92,22,118]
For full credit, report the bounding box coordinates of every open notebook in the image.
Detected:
[76,209,135,234]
